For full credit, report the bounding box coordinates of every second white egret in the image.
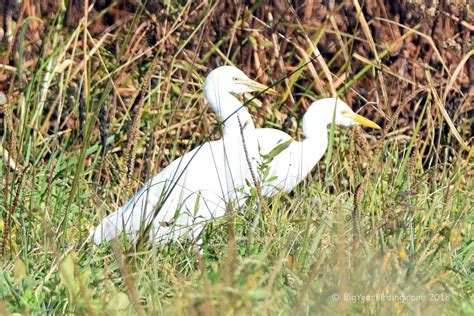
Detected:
[257,98,381,195]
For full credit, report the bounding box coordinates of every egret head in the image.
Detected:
[204,66,276,116]
[303,98,381,137]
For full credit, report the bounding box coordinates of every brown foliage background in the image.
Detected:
[1,0,472,152]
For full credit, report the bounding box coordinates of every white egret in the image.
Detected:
[256,98,380,195]
[92,66,276,245]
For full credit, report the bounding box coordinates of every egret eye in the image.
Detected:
[340,110,349,115]
[232,76,240,81]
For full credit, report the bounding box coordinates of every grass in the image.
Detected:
[1,1,473,315]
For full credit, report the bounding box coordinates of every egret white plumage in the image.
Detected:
[92,66,276,245]
[257,98,380,195]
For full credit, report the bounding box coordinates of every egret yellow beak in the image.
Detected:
[347,113,381,129]
[236,78,278,95]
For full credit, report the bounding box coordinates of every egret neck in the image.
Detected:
[298,131,329,180]
[207,93,254,137]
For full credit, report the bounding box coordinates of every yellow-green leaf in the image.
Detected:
[262,139,293,161]
[13,258,26,284]
[107,292,130,311]
[59,253,80,298]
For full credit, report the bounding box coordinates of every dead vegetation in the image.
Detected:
[1,1,472,156]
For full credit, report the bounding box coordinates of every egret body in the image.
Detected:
[92,66,276,245]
